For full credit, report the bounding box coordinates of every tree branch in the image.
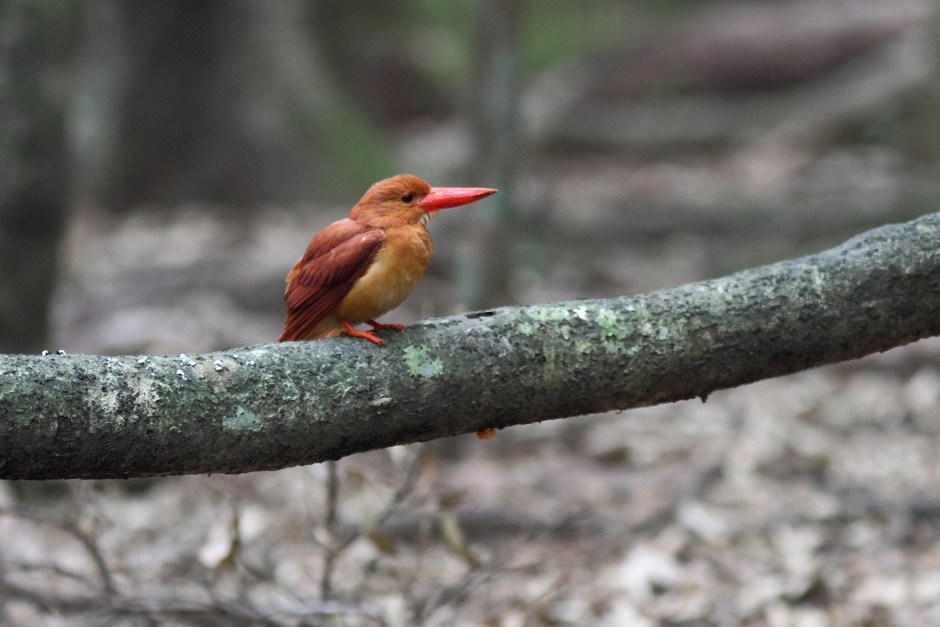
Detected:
[2,212,938,480]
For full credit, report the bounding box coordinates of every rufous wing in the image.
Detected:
[279,219,386,341]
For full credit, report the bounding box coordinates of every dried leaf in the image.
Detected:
[439,512,481,569]
[367,527,398,555]
[198,512,239,571]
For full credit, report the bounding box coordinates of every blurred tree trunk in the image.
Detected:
[0,1,73,353]
[73,0,388,210]
[458,0,521,308]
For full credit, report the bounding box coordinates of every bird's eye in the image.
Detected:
[401,193,414,203]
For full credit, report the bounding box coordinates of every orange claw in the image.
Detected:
[476,427,497,440]
[366,319,405,332]
[340,321,385,345]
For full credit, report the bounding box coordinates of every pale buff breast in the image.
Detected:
[334,226,433,324]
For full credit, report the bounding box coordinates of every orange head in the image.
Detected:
[349,174,498,228]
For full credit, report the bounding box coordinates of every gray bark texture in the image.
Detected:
[2,212,939,480]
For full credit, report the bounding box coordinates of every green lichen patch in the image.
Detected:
[527,306,572,323]
[223,407,263,432]
[597,308,629,341]
[403,346,444,378]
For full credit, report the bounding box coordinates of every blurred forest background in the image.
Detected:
[3,0,940,625]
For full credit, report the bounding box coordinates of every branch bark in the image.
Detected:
[2,212,939,480]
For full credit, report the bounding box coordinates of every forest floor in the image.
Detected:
[3,147,940,626]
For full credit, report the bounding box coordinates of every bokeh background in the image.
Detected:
[2,1,940,624]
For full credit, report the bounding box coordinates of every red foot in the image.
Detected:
[366,319,406,332]
[340,321,385,345]
[340,320,406,344]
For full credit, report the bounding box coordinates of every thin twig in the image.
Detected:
[319,449,426,602]
[320,459,340,600]
[3,561,102,590]
[0,506,116,594]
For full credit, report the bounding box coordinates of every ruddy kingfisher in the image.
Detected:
[278,174,498,344]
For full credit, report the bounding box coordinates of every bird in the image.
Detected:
[278,174,498,344]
